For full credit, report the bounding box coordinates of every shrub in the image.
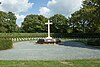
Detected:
[87,39,95,46]
[0,39,13,50]
[94,39,100,46]
[87,39,100,46]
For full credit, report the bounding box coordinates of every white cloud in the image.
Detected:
[39,7,50,17]
[47,0,56,6]
[16,14,25,27]
[0,0,34,26]
[0,0,34,13]
[39,0,83,17]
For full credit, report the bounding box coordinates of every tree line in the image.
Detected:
[0,0,100,33]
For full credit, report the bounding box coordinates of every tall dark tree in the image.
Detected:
[82,0,99,33]
[50,14,68,33]
[70,0,100,33]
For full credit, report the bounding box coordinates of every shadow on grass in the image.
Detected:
[59,40,100,50]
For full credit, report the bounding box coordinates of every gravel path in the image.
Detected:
[0,40,100,60]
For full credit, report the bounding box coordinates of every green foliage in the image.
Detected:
[0,33,47,38]
[87,39,100,46]
[70,0,100,33]
[0,11,8,33]
[0,0,100,33]
[7,12,18,33]
[0,39,13,50]
[50,14,68,33]
[0,33,100,39]
[21,14,69,33]
[21,15,48,33]
[0,11,18,33]
[51,33,100,38]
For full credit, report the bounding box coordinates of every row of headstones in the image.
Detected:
[11,38,96,41]
[1,37,97,42]
[8,37,45,42]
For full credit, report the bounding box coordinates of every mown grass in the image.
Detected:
[0,59,100,67]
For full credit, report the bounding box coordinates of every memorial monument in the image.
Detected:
[36,20,61,44]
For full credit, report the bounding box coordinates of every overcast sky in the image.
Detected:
[0,0,83,27]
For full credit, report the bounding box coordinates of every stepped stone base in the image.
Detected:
[36,38,61,44]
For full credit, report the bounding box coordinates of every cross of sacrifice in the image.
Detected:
[45,20,52,39]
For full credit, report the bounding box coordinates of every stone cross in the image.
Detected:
[45,20,52,39]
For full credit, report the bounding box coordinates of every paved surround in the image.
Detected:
[0,40,100,60]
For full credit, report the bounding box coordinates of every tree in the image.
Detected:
[70,9,94,33]
[69,12,81,33]
[0,11,18,33]
[70,0,100,33]
[7,12,18,33]
[49,14,68,33]
[21,14,48,33]
[0,11,8,32]
[82,0,99,33]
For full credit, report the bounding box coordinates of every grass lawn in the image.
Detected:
[0,59,100,67]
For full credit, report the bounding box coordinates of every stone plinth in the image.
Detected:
[36,38,61,44]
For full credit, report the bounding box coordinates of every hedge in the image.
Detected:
[0,33,100,38]
[0,39,13,50]
[0,33,47,38]
[51,33,100,38]
[87,39,100,46]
